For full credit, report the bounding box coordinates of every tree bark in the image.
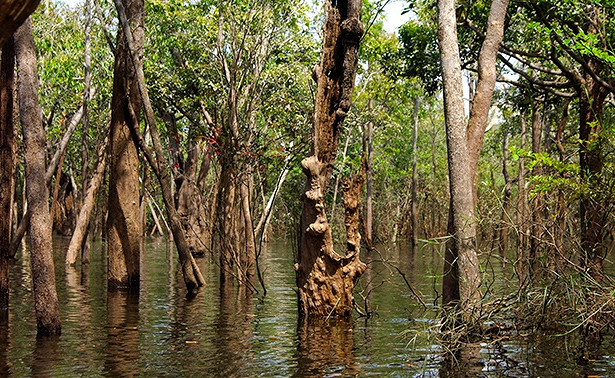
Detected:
[529,99,543,278]
[516,110,528,285]
[107,0,143,290]
[0,36,15,312]
[365,98,374,249]
[0,0,40,47]
[65,133,109,265]
[497,132,511,260]
[466,0,510,196]
[438,0,483,316]
[113,0,205,293]
[410,96,420,246]
[296,0,365,319]
[15,18,61,337]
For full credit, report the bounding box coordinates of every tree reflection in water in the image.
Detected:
[105,290,139,377]
[295,317,359,376]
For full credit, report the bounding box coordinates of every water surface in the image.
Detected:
[2,238,615,376]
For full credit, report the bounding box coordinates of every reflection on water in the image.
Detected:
[0,237,613,376]
[295,317,358,377]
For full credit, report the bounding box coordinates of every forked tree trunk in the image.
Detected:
[0,36,15,312]
[15,18,61,336]
[296,0,365,318]
[107,0,143,290]
[438,0,483,317]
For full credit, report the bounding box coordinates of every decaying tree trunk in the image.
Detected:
[15,18,61,336]
[296,0,365,318]
[0,36,15,312]
[107,0,143,290]
[0,0,40,47]
[113,0,205,293]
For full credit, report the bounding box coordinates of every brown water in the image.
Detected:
[2,237,615,376]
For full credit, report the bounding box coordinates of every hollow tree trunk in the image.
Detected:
[296,0,365,319]
[15,18,61,337]
[107,0,143,290]
[0,36,15,312]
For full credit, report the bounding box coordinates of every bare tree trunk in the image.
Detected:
[410,96,420,246]
[113,0,205,293]
[516,110,528,285]
[65,133,108,265]
[296,0,365,319]
[365,98,374,250]
[0,36,15,312]
[438,0,483,317]
[80,0,93,258]
[465,0,510,196]
[497,132,511,260]
[107,0,143,290]
[15,18,61,336]
[9,86,94,258]
[529,100,542,279]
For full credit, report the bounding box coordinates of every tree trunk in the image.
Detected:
[438,0,482,316]
[410,96,420,246]
[107,0,143,290]
[516,110,528,285]
[65,133,109,265]
[296,0,365,319]
[0,36,15,313]
[529,99,543,279]
[0,0,40,47]
[579,72,608,275]
[113,0,205,293]
[497,132,511,260]
[465,0,510,196]
[15,18,61,337]
[365,98,374,249]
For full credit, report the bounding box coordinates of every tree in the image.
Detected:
[296,0,366,318]
[15,17,61,337]
[437,0,482,317]
[0,35,15,314]
[0,0,40,46]
[107,0,144,290]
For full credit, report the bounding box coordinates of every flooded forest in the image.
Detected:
[1,0,615,376]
